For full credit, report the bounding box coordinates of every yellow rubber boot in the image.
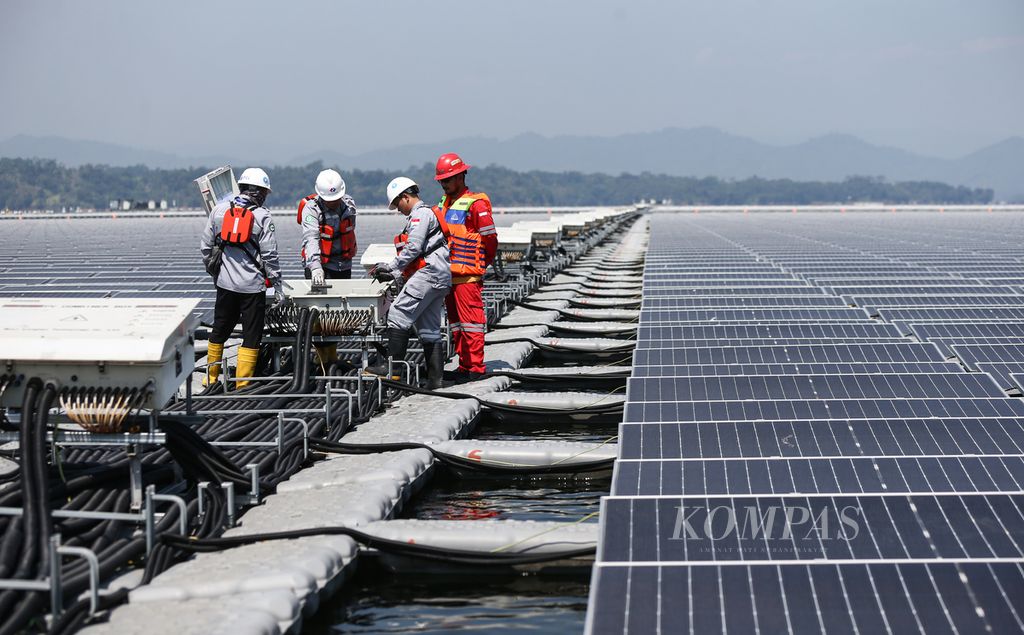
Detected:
[314,344,337,369]
[204,342,224,386]
[235,346,260,389]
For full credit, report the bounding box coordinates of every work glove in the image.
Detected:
[272,280,288,309]
[310,268,325,287]
[370,262,395,282]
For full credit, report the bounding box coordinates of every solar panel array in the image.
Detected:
[0,215,468,323]
[0,217,305,321]
[0,212,567,322]
[587,212,1024,634]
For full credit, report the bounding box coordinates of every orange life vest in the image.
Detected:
[435,193,490,277]
[297,194,357,264]
[220,203,256,243]
[394,207,449,279]
[218,202,270,286]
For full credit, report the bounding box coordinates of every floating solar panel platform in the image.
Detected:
[587,211,1024,634]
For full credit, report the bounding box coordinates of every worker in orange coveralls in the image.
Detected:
[432,153,498,383]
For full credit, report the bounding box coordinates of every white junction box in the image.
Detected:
[0,298,200,410]
[283,279,392,321]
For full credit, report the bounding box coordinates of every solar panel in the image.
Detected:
[853,295,1024,307]
[878,307,1024,322]
[624,396,1024,423]
[952,343,1024,368]
[619,417,1024,460]
[600,493,1024,561]
[636,323,902,342]
[588,562,1023,634]
[632,343,946,365]
[640,292,846,305]
[894,322,1024,338]
[976,363,1024,390]
[802,275,966,283]
[627,373,1004,401]
[637,337,912,349]
[631,362,960,377]
[0,290,113,298]
[641,279,808,287]
[828,285,1017,295]
[612,456,1024,495]
[922,336,1024,356]
[637,308,871,321]
[641,286,827,295]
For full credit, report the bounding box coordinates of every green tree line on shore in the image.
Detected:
[0,158,993,210]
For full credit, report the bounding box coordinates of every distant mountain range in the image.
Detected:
[3,128,1022,200]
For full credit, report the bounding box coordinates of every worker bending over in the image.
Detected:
[200,167,284,388]
[300,169,357,282]
[434,153,497,382]
[367,177,451,389]
[298,169,357,367]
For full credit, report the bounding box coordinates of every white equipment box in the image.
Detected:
[194,165,238,214]
[553,215,587,238]
[0,299,200,410]
[511,221,562,249]
[495,227,534,262]
[284,279,392,322]
[360,243,398,273]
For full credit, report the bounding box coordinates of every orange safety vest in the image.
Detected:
[394,208,449,279]
[435,193,490,277]
[297,194,356,264]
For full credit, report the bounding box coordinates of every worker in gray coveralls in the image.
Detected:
[366,177,451,389]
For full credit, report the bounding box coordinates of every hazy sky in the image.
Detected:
[2,0,1022,160]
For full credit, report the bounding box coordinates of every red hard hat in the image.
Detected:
[434,152,470,181]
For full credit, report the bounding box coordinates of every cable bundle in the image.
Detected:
[59,384,151,434]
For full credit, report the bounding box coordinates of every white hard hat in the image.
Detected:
[386,176,417,209]
[237,167,271,192]
[315,169,346,202]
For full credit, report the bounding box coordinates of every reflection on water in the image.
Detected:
[304,572,590,634]
[471,418,620,444]
[402,472,606,522]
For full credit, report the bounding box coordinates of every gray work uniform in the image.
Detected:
[301,195,357,275]
[200,195,281,293]
[386,201,451,342]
